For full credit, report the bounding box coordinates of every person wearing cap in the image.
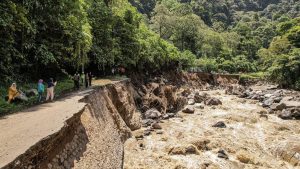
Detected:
[46,78,57,102]
[7,83,20,103]
[37,79,45,102]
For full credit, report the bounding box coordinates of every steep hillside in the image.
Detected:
[130,0,300,89]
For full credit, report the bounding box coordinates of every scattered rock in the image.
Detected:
[264,94,273,98]
[167,113,175,118]
[182,106,195,114]
[168,145,198,155]
[133,130,144,139]
[278,108,300,120]
[188,99,195,105]
[168,146,186,155]
[156,130,163,134]
[236,150,253,164]
[144,130,151,136]
[262,98,274,107]
[225,85,245,96]
[260,114,268,119]
[274,97,282,103]
[280,100,300,109]
[47,163,53,169]
[281,96,294,102]
[256,108,268,115]
[217,150,228,159]
[144,108,161,119]
[190,138,211,151]
[142,119,155,127]
[152,123,162,129]
[205,98,222,106]
[162,114,169,120]
[194,103,205,109]
[25,89,38,97]
[271,103,286,111]
[212,121,226,128]
[194,92,207,103]
[185,145,198,154]
[181,88,191,97]
[187,94,195,99]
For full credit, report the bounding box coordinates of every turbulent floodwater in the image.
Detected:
[124,90,300,169]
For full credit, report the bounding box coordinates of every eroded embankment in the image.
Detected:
[0,73,242,169]
[2,80,143,169]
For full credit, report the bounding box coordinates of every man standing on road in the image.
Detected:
[46,78,57,102]
[84,73,89,88]
[73,73,80,90]
[88,72,93,86]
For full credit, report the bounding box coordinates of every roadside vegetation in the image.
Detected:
[0,0,300,114]
[0,78,73,115]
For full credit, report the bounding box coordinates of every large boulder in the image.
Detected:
[182,106,195,114]
[270,103,286,111]
[280,100,300,109]
[236,150,254,164]
[168,145,199,155]
[6,93,28,102]
[188,99,195,105]
[194,92,208,103]
[25,89,38,97]
[194,103,205,109]
[181,88,191,97]
[142,119,155,127]
[212,121,226,128]
[262,98,274,107]
[151,122,162,129]
[190,138,211,151]
[225,85,245,96]
[217,150,228,159]
[205,98,222,106]
[278,108,300,120]
[16,93,29,102]
[144,108,161,119]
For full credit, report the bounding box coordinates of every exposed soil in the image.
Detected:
[1,75,299,169]
[0,79,118,168]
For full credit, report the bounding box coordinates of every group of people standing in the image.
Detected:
[7,78,57,104]
[37,78,57,102]
[73,72,92,90]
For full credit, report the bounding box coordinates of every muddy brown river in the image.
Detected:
[124,90,300,169]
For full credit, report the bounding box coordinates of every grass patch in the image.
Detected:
[240,72,266,81]
[0,77,74,116]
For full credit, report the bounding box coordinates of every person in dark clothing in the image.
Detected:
[84,73,89,88]
[88,72,92,86]
[73,73,80,90]
[46,78,57,101]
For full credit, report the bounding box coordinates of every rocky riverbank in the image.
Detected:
[124,84,300,169]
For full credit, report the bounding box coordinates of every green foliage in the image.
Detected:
[1,0,300,92]
[257,17,300,89]
[0,78,74,115]
[0,0,194,85]
[194,58,218,73]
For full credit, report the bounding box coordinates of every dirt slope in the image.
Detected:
[0,79,117,168]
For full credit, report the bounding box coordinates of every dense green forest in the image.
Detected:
[131,0,300,88]
[0,0,194,84]
[0,0,300,88]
